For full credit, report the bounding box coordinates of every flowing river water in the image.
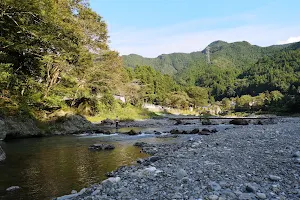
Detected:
[0,128,178,200]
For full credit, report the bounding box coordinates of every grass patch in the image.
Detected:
[86,103,159,122]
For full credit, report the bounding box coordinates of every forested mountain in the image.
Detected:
[123,41,300,101]
[122,40,294,76]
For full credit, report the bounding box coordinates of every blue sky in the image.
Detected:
[90,0,300,57]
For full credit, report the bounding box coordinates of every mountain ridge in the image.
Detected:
[122,40,300,76]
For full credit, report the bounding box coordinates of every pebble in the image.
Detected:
[176,168,188,179]
[245,183,257,193]
[208,181,222,191]
[256,193,267,199]
[239,193,256,200]
[208,194,219,200]
[71,190,77,194]
[91,189,100,196]
[269,175,281,181]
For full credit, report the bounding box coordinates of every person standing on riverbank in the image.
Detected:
[115,116,119,129]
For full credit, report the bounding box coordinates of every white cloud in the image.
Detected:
[277,36,300,45]
[107,16,300,57]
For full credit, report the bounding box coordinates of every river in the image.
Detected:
[0,130,176,200]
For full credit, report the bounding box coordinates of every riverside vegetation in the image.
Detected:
[1,0,300,139]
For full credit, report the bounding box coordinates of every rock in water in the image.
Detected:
[6,186,21,192]
[229,119,249,125]
[88,144,115,151]
[126,130,138,135]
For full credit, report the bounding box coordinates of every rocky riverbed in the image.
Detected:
[56,117,300,200]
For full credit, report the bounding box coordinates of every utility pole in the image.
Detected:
[206,46,211,64]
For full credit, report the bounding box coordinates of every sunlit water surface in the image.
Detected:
[0,132,175,200]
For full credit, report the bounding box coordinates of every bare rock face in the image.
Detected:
[51,114,96,135]
[88,144,115,151]
[0,117,43,140]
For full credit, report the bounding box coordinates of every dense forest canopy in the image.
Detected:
[123,40,300,112]
[0,0,129,118]
[1,0,300,119]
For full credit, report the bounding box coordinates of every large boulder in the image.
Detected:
[0,114,101,139]
[174,119,182,125]
[170,129,181,134]
[199,128,211,135]
[189,129,199,134]
[49,114,98,135]
[88,144,115,151]
[0,117,43,140]
[125,130,139,135]
[229,119,249,125]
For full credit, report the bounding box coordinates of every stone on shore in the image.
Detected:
[170,129,181,134]
[133,142,147,147]
[56,188,86,200]
[208,181,221,191]
[256,193,267,199]
[229,119,249,125]
[176,168,188,179]
[292,151,300,157]
[269,175,281,181]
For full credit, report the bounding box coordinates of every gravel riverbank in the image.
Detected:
[56,118,300,200]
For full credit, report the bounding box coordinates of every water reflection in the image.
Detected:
[0,136,149,200]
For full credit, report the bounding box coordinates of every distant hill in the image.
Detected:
[122,40,297,76]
